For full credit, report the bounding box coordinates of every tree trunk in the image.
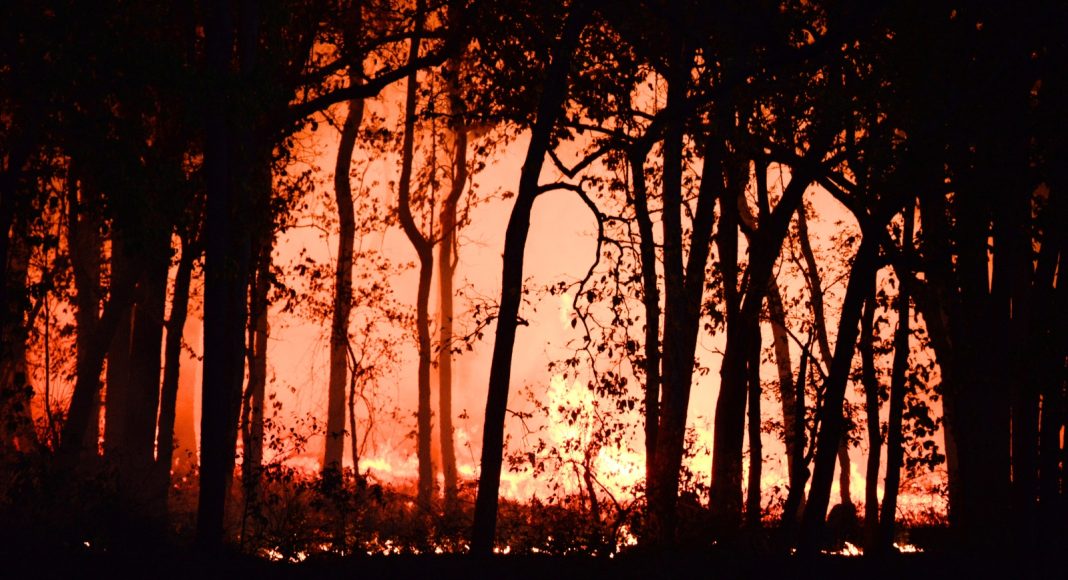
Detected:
[649,132,722,543]
[393,0,434,509]
[324,96,364,479]
[859,291,881,549]
[67,174,103,459]
[796,199,856,518]
[121,239,171,519]
[157,233,197,500]
[646,18,703,542]
[780,335,812,541]
[197,0,249,548]
[471,6,589,555]
[59,254,138,462]
[173,304,201,477]
[745,327,763,527]
[796,208,834,368]
[628,149,661,486]
[0,212,35,455]
[878,199,914,552]
[708,145,826,534]
[798,236,880,555]
[242,244,270,500]
[437,57,466,510]
[766,282,802,505]
[103,240,134,463]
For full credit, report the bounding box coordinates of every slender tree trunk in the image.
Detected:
[173,304,201,476]
[745,327,763,526]
[797,204,855,512]
[437,57,466,509]
[324,96,364,479]
[471,6,588,555]
[348,358,360,477]
[708,144,827,534]
[628,149,661,486]
[796,208,834,367]
[780,336,812,540]
[242,244,270,500]
[879,200,914,552]
[157,233,197,500]
[646,19,701,541]
[650,133,721,542]
[859,291,881,549]
[393,1,434,509]
[798,237,880,555]
[59,258,138,462]
[766,282,801,499]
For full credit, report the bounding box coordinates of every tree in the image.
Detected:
[472,3,593,555]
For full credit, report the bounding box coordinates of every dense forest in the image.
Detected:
[1,0,1066,571]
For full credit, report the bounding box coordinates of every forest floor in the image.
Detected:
[3,539,1062,580]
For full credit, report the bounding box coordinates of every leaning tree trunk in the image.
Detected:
[59,256,137,463]
[324,96,364,480]
[157,232,198,503]
[798,206,856,511]
[471,6,589,555]
[798,236,880,555]
[766,282,802,508]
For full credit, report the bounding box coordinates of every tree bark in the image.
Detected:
[197,0,252,548]
[878,199,913,552]
[393,0,434,509]
[766,282,802,502]
[708,144,826,533]
[67,173,103,459]
[745,326,763,526]
[628,149,661,487]
[121,238,170,519]
[59,255,138,462]
[859,291,881,549]
[798,236,880,555]
[471,6,589,555]
[324,96,364,479]
[242,243,270,500]
[437,56,467,510]
[157,232,197,500]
